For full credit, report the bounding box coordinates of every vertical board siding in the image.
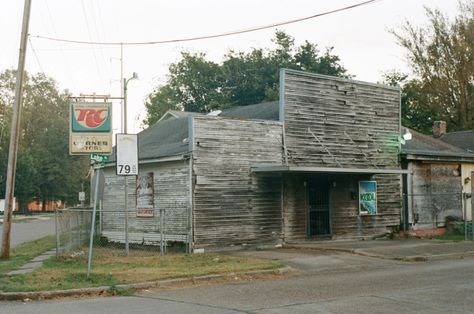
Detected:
[283,70,400,168]
[283,173,401,241]
[282,174,307,241]
[101,161,190,244]
[411,162,462,228]
[192,116,283,248]
[282,70,402,239]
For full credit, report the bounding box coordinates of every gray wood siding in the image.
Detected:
[281,70,400,168]
[282,174,306,241]
[192,116,283,248]
[410,162,462,228]
[283,173,401,241]
[101,161,190,244]
[279,70,402,239]
[331,174,401,238]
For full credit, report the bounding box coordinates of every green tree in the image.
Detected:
[381,70,438,133]
[392,1,474,132]
[144,31,349,126]
[0,70,89,211]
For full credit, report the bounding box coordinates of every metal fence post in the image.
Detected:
[77,211,81,246]
[469,190,474,241]
[55,208,60,258]
[402,193,409,231]
[160,207,164,255]
[463,192,468,241]
[67,213,72,251]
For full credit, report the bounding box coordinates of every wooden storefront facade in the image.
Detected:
[101,69,405,250]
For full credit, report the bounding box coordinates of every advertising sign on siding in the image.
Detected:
[69,102,112,154]
[136,172,154,217]
[359,181,377,215]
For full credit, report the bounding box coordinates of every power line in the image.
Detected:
[80,0,105,86]
[31,0,380,46]
[44,0,77,87]
[28,37,46,75]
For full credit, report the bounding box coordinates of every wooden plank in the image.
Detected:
[192,116,284,248]
[101,161,190,244]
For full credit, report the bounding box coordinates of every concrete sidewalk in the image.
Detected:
[284,239,474,261]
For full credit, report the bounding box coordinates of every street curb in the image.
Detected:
[282,244,474,262]
[0,266,292,301]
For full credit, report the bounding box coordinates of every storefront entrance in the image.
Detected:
[307,177,331,237]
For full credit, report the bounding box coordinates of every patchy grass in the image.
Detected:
[0,235,56,273]
[435,234,468,241]
[0,247,283,292]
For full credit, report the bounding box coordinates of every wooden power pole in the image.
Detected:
[1,0,33,259]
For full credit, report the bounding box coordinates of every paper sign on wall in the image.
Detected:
[359,181,377,215]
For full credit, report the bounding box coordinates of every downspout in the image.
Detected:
[188,155,194,254]
[188,116,195,253]
[279,68,289,166]
[279,69,288,244]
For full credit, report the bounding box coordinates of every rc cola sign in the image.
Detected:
[70,102,112,155]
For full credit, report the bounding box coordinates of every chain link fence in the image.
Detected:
[402,192,473,239]
[55,208,92,256]
[55,205,191,258]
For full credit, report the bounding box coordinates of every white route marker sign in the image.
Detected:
[116,134,139,176]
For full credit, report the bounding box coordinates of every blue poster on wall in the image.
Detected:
[359,181,377,215]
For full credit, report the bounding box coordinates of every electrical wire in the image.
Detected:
[31,0,380,46]
[44,0,78,87]
[80,0,105,86]
[28,37,46,75]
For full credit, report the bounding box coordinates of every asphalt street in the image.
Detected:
[1,249,473,313]
[0,216,55,247]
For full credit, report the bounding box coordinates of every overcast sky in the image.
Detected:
[1,0,460,133]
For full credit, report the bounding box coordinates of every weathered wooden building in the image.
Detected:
[400,123,474,234]
[101,69,406,250]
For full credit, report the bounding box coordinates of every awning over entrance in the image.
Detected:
[251,164,411,175]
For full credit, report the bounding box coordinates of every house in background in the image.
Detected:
[101,69,406,251]
[400,122,474,236]
[438,123,474,222]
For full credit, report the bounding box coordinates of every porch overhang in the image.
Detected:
[251,164,411,175]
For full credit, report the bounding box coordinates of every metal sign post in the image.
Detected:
[87,165,101,277]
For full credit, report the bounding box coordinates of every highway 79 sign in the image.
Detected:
[116,134,138,176]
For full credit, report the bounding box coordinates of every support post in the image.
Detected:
[463,192,468,241]
[124,176,129,255]
[55,208,60,258]
[160,207,164,255]
[87,167,100,277]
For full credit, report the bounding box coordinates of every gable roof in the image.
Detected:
[157,110,203,123]
[439,130,474,152]
[219,101,279,121]
[109,116,190,163]
[400,127,474,161]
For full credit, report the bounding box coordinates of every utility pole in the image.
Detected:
[1,0,33,259]
[122,72,138,256]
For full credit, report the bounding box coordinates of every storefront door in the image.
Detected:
[308,178,331,237]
